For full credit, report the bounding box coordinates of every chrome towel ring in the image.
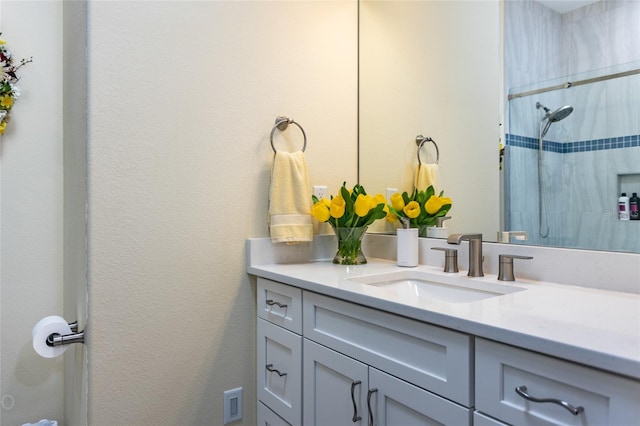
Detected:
[270,116,307,153]
[416,135,439,165]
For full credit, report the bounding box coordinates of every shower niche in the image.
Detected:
[619,173,640,212]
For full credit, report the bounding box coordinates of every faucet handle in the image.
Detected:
[498,254,533,281]
[431,247,459,273]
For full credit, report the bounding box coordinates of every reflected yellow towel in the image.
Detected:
[414,163,440,192]
[268,151,313,243]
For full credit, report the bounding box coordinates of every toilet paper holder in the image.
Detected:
[46,320,85,347]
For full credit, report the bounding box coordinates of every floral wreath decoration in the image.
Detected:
[0,33,32,135]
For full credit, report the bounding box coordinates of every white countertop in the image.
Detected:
[248,258,640,380]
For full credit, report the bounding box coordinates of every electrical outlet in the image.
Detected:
[386,187,398,200]
[223,387,243,424]
[313,185,328,200]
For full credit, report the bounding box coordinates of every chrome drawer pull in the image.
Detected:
[265,364,287,377]
[515,385,584,415]
[350,380,362,422]
[265,299,288,309]
[367,388,378,426]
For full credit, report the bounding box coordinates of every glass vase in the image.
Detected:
[332,226,368,265]
[412,224,431,238]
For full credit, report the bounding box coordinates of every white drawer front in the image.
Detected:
[303,291,473,406]
[476,338,640,425]
[257,278,302,334]
[257,319,302,426]
[257,401,292,426]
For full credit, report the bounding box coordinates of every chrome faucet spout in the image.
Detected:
[447,233,484,277]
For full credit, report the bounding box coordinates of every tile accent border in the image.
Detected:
[506,133,640,153]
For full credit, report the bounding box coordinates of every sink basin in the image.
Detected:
[346,270,525,303]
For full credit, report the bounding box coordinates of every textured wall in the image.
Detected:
[86,1,357,424]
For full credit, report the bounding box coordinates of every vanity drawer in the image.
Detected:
[475,338,640,425]
[302,290,473,406]
[257,277,302,334]
[257,318,302,426]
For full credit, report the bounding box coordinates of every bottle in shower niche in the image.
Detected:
[630,193,640,220]
[618,193,630,220]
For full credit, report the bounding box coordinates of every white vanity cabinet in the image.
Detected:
[475,338,640,425]
[257,278,303,425]
[255,275,640,426]
[257,277,474,426]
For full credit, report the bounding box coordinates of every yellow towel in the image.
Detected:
[414,163,440,192]
[268,151,313,243]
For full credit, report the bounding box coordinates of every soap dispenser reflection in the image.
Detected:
[397,218,419,267]
[427,216,451,238]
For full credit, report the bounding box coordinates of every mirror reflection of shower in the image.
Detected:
[535,102,574,238]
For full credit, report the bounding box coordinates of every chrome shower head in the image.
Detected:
[548,105,574,122]
[536,101,574,122]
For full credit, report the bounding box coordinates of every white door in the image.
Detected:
[368,368,471,426]
[303,339,369,426]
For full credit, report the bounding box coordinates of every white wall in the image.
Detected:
[86,1,357,425]
[0,1,65,425]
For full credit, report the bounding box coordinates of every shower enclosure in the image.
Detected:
[505,62,640,253]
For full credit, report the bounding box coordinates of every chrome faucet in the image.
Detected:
[447,233,484,277]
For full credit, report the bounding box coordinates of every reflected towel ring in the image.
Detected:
[416,135,439,165]
[270,116,307,153]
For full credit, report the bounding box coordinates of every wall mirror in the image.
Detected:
[358,0,640,253]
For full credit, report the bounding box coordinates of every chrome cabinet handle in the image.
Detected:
[265,364,287,377]
[265,299,288,309]
[515,385,584,415]
[350,380,362,422]
[367,388,378,426]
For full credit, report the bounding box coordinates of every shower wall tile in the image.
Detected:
[506,136,640,251]
[606,1,640,67]
[562,3,608,74]
[505,0,562,91]
[505,0,640,252]
[506,133,640,153]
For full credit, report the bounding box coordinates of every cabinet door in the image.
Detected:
[473,411,508,426]
[303,339,369,426]
[369,368,472,426]
[258,401,292,426]
[257,319,302,426]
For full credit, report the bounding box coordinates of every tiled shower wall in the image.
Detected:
[505,0,640,252]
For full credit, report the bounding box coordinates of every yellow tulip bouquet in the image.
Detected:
[311,182,387,265]
[0,34,32,135]
[387,186,452,237]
